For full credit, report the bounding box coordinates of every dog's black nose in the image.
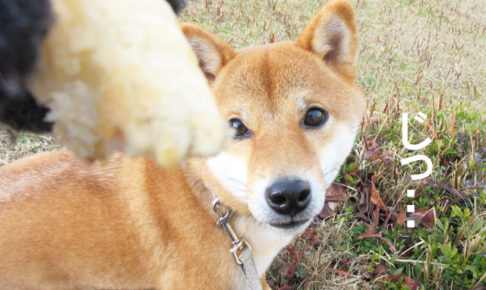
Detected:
[265,179,311,215]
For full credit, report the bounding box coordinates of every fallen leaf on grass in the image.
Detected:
[412,272,421,290]
[371,174,387,210]
[357,232,397,253]
[378,235,397,253]
[336,258,350,271]
[464,179,485,192]
[410,208,436,228]
[358,233,383,239]
[325,183,347,201]
[303,280,313,289]
[363,149,380,162]
[318,202,335,219]
[442,185,468,199]
[278,284,296,290]
[436,197,448,209]
[417,208,436,228]
[278,262,298,279]
[373,263,388,277]
[442,185,469,205]
[366,138,381,151]
[396,206,406,226]
[302,229,321,250]
[327,202,341,213]
[324,267,352,277]
[318,183,347,220]
[389,274,416,288]
[359,206,380,236]
[285,245,300,262]
[355,186,371,222]
[380,150,393,167]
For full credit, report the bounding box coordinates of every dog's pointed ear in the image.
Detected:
[296,0,358,81]
[181,23,235,81]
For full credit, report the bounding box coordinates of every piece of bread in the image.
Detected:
[28,0,227,166]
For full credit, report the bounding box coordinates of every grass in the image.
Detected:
[1,0,485,289]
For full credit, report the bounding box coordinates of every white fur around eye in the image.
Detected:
[319,121,357,187]
[206,152,248,202]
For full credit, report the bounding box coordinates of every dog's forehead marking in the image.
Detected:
[295,90,309,111]
[214,44,321,125]
[214,42,363,124]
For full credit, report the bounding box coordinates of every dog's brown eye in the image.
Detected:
[303,108,328,128]
[229,118,251,139]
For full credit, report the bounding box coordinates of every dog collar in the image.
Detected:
[212,198,262,290]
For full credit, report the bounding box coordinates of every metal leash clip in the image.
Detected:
[213,198,252,265]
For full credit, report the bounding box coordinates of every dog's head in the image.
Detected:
[184,0,365,233]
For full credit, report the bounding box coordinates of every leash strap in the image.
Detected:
[240,247,262,290]
[213,198,262,290]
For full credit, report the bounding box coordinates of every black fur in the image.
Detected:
[0,0,53,132]
[167,0,187,14]
[0,90,52,132]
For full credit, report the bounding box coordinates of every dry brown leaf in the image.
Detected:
[357,232,397,253]
[363,149,380,161]
[414,208,436,228]
[327,201,340,212]
[397,206,406,226]
[389,274,416,288]
[336,258,350,270]
[373,264,388,277]
[285,245,300,262]
[379,236,397,253]
[303,229,321,249]
[318,202,335,219]
[324,267,352,277]
[411,272,422,290]
[371,174,387,210]
[278,262,298,279]
[381,150,393,167]
[357,233,383,240]
[355,186,370,222]
[278,284,296,290]
[360,206,380,237]
[325,183,347,202]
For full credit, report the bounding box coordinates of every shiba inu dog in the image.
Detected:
[0,0,365,289]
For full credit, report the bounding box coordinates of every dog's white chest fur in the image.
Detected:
[232,215,296,277]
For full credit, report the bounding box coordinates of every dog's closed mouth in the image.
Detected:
[269,220,308,229]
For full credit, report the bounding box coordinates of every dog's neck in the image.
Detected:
[184,167,297,278]
[231,214,296,276]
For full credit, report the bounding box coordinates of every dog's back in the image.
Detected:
[0,152,153,288]
[0,151,241,289]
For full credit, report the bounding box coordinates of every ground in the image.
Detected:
[1,0,485,289]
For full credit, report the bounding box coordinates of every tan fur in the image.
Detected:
[181,23,235,81]
[296,0,359,81]
[0,1,365,289]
